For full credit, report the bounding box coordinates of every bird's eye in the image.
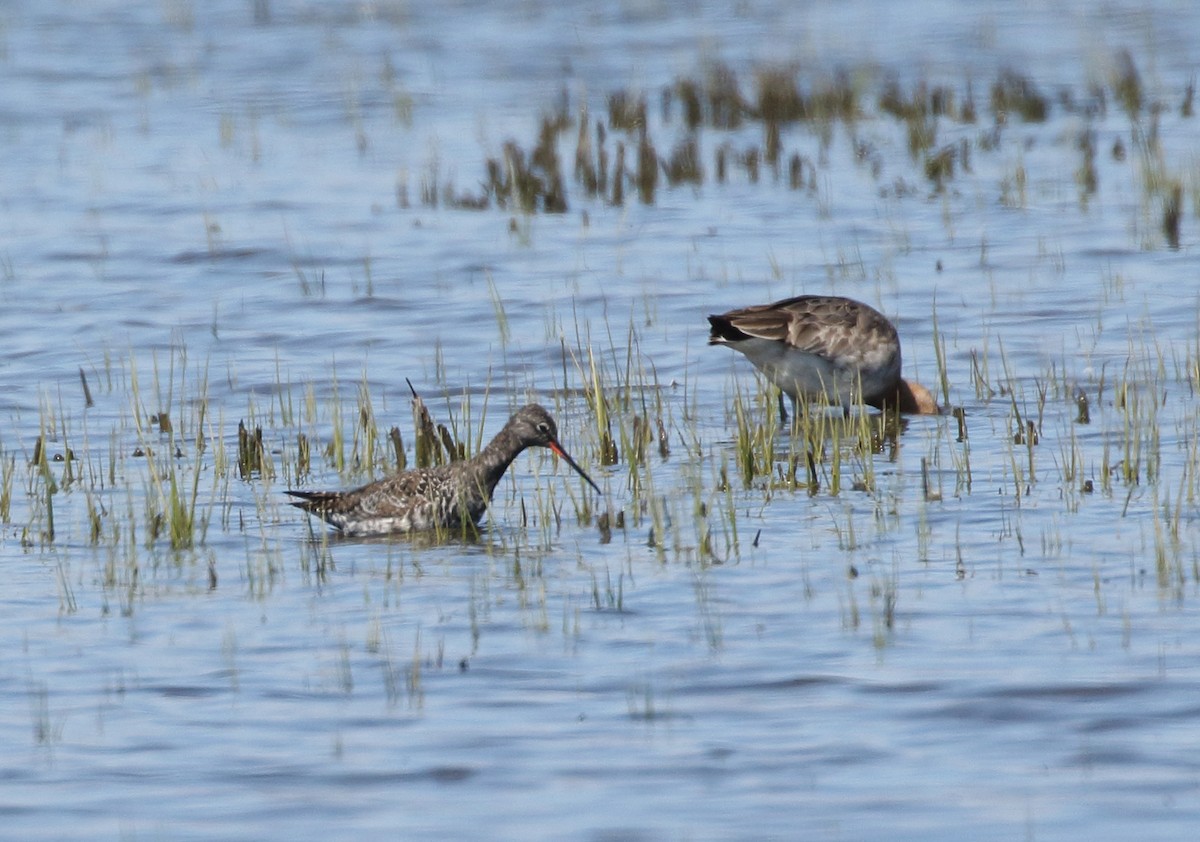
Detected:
[537,422,550,435]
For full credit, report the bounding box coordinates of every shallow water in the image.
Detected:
[3,1,1200,839]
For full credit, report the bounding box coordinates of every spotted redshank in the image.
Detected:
[288,403,601,536]
[708,295,938,415]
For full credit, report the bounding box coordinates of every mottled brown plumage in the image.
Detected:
[288,404,601,536]
[708,295,938,415]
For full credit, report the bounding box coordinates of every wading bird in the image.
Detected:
[708,295,938,416]
[288,403,601,536]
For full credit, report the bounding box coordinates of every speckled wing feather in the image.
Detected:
[288,463,488,533]
[784,297,898,369]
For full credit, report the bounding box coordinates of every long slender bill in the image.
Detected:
[547,440,603,494]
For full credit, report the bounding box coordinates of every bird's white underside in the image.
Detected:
[731,337,897,407]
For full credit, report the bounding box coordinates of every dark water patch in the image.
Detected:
[812,744,899,768]
[584,606,640,617]
[1160,701,1200,722]
[740,674,851,692]
[922,698,1062,725]
[855,679,948,696]
[989,681,1148,701]
[252,199,313,213]
[326,766,478,785]
[257,689,343,702]
[584,829,659,842]
[223,763,319,784]
[915,680,1162,730]
[1078,246,1142,259]
[150,684,230,699]
[1080,715,1154,734]
[43,249,111,263]
[170,247,277,264]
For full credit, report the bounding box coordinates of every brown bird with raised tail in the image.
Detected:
[708,295,938,416]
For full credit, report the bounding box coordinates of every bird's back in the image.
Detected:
[709,295,902,407]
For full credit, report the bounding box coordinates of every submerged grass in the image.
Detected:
[436,52,1192,217]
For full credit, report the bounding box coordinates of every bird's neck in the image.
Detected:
[473,430,526,498]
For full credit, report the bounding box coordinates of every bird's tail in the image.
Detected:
[286,489,349,514]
